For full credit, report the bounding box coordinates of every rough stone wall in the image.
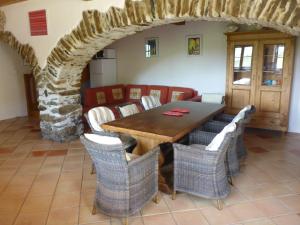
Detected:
[0,10,5,31]
[1,1,300,141]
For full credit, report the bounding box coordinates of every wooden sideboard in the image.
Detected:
[225,30,295,132]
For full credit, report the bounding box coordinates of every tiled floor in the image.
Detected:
[0,117,300,225]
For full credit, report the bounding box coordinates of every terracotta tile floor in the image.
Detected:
[0,117,300,225]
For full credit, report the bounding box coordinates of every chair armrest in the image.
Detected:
[119,134,137,150]
[92,130,120,138]
[128,147,159,203]
[189,130,217,145]
[173,143,206,154]
[215,113,235,123]
[173,143,219,171]
[128,147,159,175]
[202,120,228,133]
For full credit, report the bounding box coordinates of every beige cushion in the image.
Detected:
[88,107,115,132]
[141,96,161,110]
[152,96,162,107]
[171,91,184,102]
[232,105,252,123]
[84,133,121,145]
[129,88,142,100]
[206,122,236,151]
[149,89,161,99]
[112,88,123,100]
[84,133,139,162]
[125,153,139,161]
[119,104,139,117]
[96,91,106,104]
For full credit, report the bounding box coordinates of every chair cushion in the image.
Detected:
[232,105,252,123]
[125,153,139,161]
[141,96,161,110]
[88,107,115,132]
[167,87,194,102]
[106,84,126,105]
[147,85,169,104]
[118,103,140,117]
[125,85,148,102]
[84,133,137,162]
[141,96,154,110]
[84,133,122,145]
[206,122,236,151]
[201,93,224,104]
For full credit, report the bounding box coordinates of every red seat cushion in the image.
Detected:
[84,87,108,108]
[167,87,195,102]
[147,85,169,104]
[125,84,148,102]
[106,84,126,105]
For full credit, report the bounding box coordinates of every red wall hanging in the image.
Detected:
[29,9,48,36]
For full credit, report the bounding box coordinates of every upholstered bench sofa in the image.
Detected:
[83,84,201,118]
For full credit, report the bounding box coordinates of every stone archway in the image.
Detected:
[0,11,41,76]
[2,0,300,141]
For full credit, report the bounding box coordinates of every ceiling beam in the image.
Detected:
[0,0,27,7]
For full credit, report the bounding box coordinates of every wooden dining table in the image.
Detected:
[102,101,225,193]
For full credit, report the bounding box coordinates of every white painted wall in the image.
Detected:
[111,21,228,94]
[289,37,300,133]
[0,42,29,120]
[1,0,125,67]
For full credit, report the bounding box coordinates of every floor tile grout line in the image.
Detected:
[0,128,38,194]
[42,154,67,225]
[77,150,86,225]
[11,155,48,225]
[162,193,181,225]
[0,154,28,193]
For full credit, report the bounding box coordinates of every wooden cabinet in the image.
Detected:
[225,30,295,131]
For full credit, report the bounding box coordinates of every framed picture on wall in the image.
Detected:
[145,37,159,58]
[186,35,202,56]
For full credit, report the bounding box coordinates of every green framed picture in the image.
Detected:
[186,35,202,56]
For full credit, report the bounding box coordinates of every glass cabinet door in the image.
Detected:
[262,44,285,87]
[233,45,253,86]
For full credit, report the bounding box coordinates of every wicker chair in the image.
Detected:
[189,120,242,180]
[81,133,159,225]
[215,105,256,123]
[85,107,137,173]
[141,96,162,110]
[213,105,256,160]
[173,122,236,210]
[86,107,136,151]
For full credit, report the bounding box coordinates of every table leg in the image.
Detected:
[131,135,172,194]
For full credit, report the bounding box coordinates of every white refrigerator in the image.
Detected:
[89,58,117,87]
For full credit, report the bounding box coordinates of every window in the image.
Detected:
[145,38,159,58]
[234,46,253,71]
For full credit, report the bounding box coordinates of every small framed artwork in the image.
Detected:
[145,37,159,58]
[29,9,48,36]
[186,35,202,56]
